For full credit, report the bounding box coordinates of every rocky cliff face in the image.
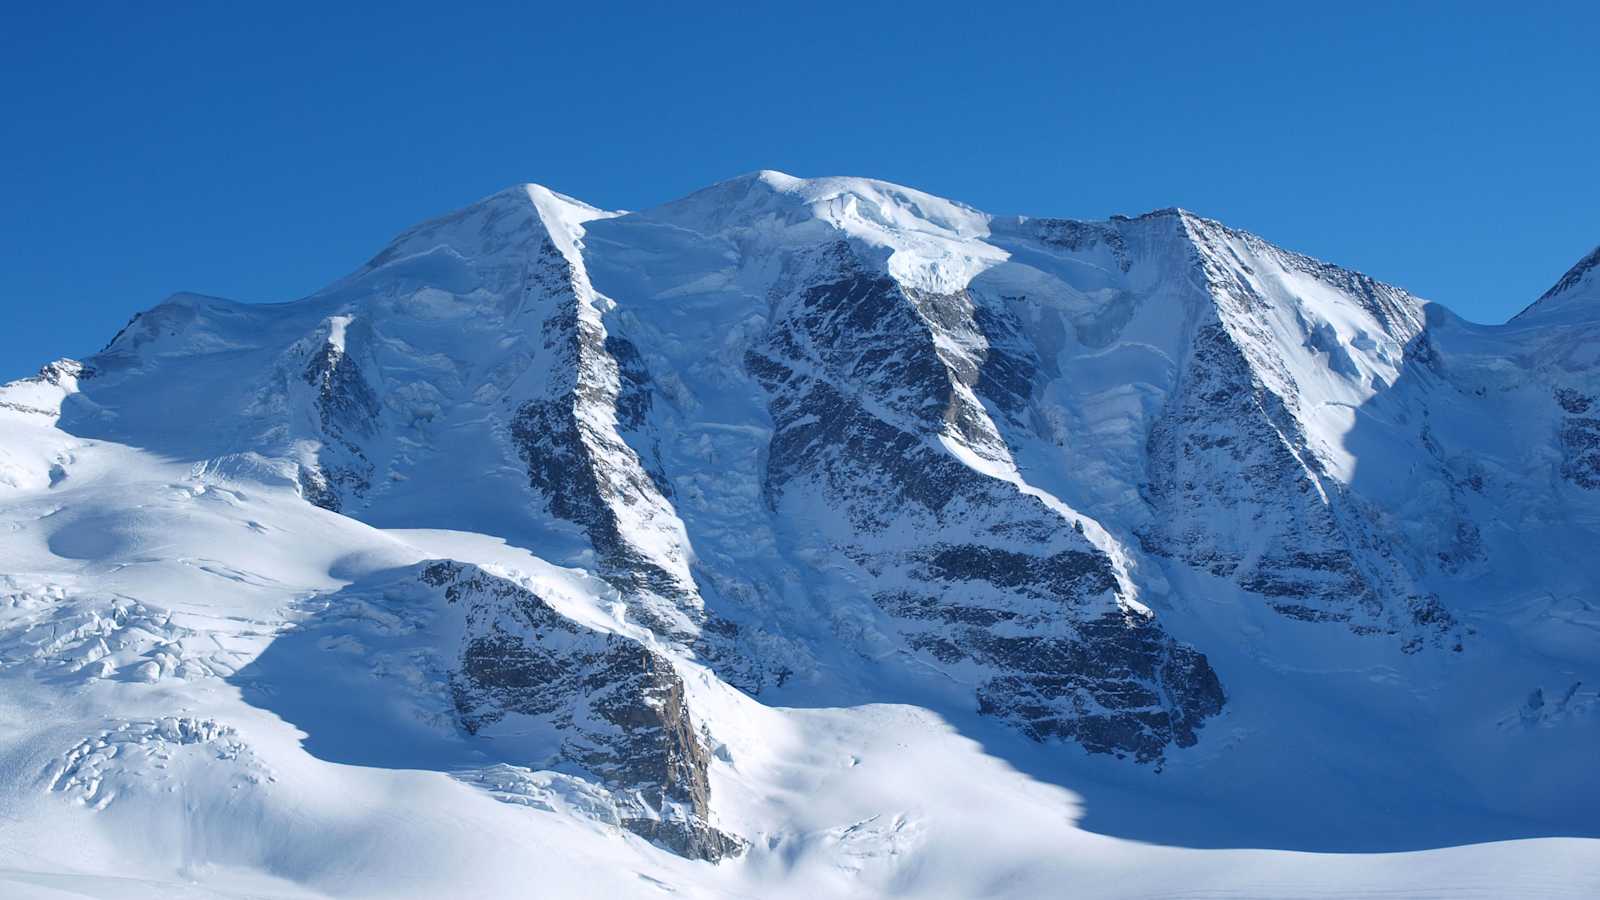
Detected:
[743,240,1224,762]
[501,228,704,639]
[1143,327,1456,649]
[419,561,742,860]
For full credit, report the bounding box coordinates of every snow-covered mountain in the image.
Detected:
[2,172,1597,898]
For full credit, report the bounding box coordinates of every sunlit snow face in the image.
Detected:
[588,170,1009,297]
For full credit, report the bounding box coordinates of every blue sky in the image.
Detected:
[3,1,1596,379]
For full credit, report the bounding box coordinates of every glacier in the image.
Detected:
[0,170,1597,898]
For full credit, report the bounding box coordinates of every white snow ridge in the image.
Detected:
[1,172,1597,899]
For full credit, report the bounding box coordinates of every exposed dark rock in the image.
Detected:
[745,243,1226,763]
[922,546,1117,602]
[1554,387,1592,415]
[972,612,1225,765]
[504,238,702,637]
[421,561,744,861]
[1017,218,1134,273]
[1560,415,1600,489]
[298,333,379,509]
[295,464,341,512]
[303,342,380,439]
[1141,313,1460,651]
[34,358,92,385]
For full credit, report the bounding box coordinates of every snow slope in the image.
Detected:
[1,173,1597,898]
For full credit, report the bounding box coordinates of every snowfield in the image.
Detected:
[1,172,1597,898]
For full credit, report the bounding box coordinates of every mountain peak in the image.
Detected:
[1513,243,1600,323]
[1108,205,1195,221]
[641,171,988,231]
[605,171,1000,293]
[353,183,618,281]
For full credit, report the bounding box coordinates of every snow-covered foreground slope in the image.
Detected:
[1,172,1597,898]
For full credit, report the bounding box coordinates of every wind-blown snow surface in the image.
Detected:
[1,173,1597,898]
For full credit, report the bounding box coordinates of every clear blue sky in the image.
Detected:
[3,1,1596,380]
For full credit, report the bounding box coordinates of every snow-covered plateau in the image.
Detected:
[1,171,1597,898]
